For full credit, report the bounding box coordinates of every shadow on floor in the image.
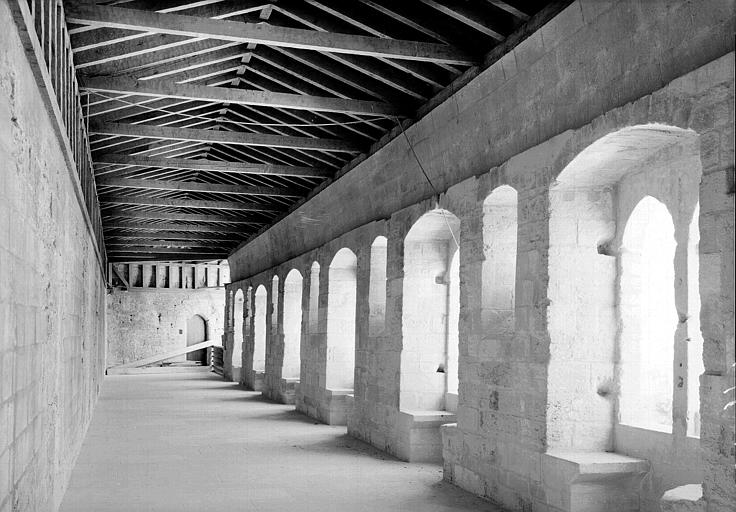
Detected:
[289,433,400,462]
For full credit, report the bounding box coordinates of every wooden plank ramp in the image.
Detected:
[107,340,217,375]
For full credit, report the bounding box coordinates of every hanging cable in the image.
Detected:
[395,117,459,249]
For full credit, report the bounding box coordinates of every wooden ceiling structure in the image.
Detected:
[65,0,564,262]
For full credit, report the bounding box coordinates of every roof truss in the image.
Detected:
[63,0,563,262]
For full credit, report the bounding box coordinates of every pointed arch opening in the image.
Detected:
[253,285,267,373]
[546,124,703,501]
[401,209,461,412]
[326,249,358,390]
[271,275,280,337]
[232,289,244,374]
[368,236,388,337]
[619,196,677,432]
[308,262,320,335]
[283,269,303,380]
[482,185,518,337]
[686,204,704,438]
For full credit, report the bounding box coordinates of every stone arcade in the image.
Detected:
[1,1,734,511]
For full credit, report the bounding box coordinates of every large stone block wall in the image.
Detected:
[226,1,734,510]
[229,0,733,282]
[106,288,225,367]
[0,2,106,511]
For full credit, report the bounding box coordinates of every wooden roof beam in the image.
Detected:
[418,0,505,40]
[107,247,227,256]
[97,177,301,197]
[107,240,233,249]
[65,4,476,65]
[277,2,451,90]
[131,48,253,80]
[100,194,282,212]
[88,121,361,153]
[103,208,266,224]
[71,1,270,52]
[106,230,244,241]
[80,76,401,116]
[105,220,259,232]
[94,155,331,178]
[484,0,531,21]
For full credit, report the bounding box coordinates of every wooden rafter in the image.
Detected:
[103,209,265,224]
[105,221,259,232]
[96,177,302,197]
[100,194,282,212]
[107,240,231,249]
[66,4,476,65]
[419,0,505,40]
[88,121,362,152]
[58,0,559,262]
[106,230,244,241]
[80,76,402,116]
[94,154,331,178]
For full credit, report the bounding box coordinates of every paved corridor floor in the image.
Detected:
[60,369,503,512]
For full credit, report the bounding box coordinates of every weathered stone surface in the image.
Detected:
[106,289,225,367]
[224,1,735,510]
[0,3,105,510]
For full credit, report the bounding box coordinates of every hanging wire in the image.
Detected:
[86,92,387,128]
[395,117,460,249]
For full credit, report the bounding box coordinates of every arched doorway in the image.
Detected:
[186,314,208,364]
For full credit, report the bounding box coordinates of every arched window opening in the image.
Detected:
[401,209,461,412]
[482,185,518,336]
[619,196,677,433]
[283,269,303,380]
[446,249,460,402]
[308,262,320,334]
[271,276,280,336]
[232,289,244,371]
[326,249,357,390]
[253,285,267,373]
[368,236,388,336]
[548,124,701,453]
[686,204,704,438]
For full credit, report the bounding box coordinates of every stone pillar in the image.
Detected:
[222,287,234,381]
[348,246,372,439]
[692,83,736,512]
[264,274,288,402]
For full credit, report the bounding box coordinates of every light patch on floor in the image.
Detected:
[60,369,504,512]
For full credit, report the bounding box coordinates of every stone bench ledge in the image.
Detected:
[325,387,353,397]
[660,484,704,512]
[399,410,457,429]
[543,450,650,485]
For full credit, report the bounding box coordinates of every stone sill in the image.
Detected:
[325,388,353,398]
[543,450,649,485]
[399,410,457,429]
[660,484,704,512]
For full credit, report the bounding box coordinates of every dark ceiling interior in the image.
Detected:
[65,0,561,262]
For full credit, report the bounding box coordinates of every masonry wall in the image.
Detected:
[106,288,225,367]
[0,2,106,511]
[229,0,733,282]
[226,1,734,511]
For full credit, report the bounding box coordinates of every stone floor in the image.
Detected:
[60,369,503,511]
